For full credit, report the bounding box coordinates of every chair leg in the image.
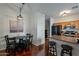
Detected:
[61,50,64,56]
[70,51,72,56]
[55,45,57,56]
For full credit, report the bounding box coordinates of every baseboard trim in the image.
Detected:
[32,43,44,47]
[0,49,6,53]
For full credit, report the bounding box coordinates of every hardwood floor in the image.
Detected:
[0,39,49,56]
[0,50,8,56]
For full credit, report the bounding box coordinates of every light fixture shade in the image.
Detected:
[59,10,71,16]
[17,14,23,20]
[17,3,25,20]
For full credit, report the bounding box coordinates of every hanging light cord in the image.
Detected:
[19,3,25,15]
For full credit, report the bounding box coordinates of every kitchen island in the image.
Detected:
[48,35,79,56]
[50,35,79,44]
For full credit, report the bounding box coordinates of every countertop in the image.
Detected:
[48,35,79,44]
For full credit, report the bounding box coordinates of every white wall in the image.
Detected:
[29,12,45,46]
[37,12,45,45]
[29,12,37,45]
[0,4,30,50]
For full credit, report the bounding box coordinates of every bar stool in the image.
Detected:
[61,44,73,56]
[48,41,57,56]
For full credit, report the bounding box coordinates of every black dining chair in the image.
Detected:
[26,34,33,50]
[5,35,16,56]
[15,36,28,52]
[16,38,26,53]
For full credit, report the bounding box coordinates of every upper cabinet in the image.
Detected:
[53,19,79,30]
[74,20,79,30]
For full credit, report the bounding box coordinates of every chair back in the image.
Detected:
[26,34,33,43]
[5,35,16,50]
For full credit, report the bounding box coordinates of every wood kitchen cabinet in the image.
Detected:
[54,19,79,30]
[75,20,79,30]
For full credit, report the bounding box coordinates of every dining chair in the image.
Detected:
[5,35,16,56]
[16,38,26,53]
[26,34,33,50]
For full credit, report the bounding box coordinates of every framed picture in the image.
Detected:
[9,20,23,33]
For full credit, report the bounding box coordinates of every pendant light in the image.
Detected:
[17,3,25,20]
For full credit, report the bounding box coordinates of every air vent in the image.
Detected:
[72,5,78,9]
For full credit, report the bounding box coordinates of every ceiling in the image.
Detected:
[29,3,79,20]
[1,3,79,20]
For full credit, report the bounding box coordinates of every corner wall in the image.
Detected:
[0,4,30,50]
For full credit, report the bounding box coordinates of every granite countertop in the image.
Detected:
[49,35,79,44]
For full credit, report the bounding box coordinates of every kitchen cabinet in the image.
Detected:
[52,25,62,35]
[54,19,79,30]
